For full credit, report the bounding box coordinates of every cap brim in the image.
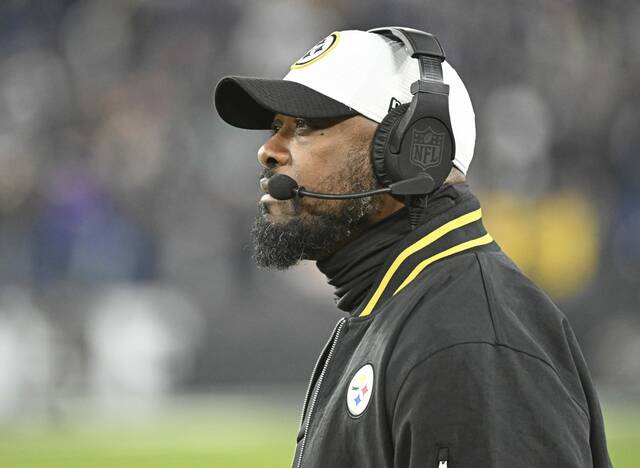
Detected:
[214,76,358,130]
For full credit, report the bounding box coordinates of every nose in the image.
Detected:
[257,134,291,169]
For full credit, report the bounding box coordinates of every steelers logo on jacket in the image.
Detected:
[347,364,374,417]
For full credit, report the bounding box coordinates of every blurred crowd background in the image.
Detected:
[0,0,639,426]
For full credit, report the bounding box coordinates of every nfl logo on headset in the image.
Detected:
[410,127,444,170]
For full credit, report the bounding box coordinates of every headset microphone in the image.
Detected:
[267,174,435,201]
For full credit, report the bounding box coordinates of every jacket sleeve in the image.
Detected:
[390,342,594,468]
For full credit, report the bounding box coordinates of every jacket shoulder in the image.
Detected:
[386,248,575,367]
[383,248,593,428]
[384,250,497,377]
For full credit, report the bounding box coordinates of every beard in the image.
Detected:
[251,148,382,270]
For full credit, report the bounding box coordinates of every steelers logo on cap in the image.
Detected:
[346,364,374,417]
[291,32,340,69]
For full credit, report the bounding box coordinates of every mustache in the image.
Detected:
[261,168,275,180]
[258,168,300,213]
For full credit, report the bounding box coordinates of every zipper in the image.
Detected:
[295,317,347,468]
[437,446,449,468]
[296,317,346,434]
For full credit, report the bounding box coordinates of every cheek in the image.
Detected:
[289,131,372,200]
[295,168,360,218]
[290,146,335,190]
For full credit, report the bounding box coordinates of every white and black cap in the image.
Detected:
[214,29,476,174]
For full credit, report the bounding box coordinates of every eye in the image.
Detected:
[295,118,310,131]
[271,121,282,135]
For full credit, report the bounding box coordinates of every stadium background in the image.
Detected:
[0,0,639,466]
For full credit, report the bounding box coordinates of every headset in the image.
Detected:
[268,27,455,229]
[369,26,455,227]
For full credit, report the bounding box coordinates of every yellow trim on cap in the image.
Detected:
[290,32,341,70]
[393,233,494,296]
[358,209,484,317]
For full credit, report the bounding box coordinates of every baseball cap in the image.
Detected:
[214,29,476,174]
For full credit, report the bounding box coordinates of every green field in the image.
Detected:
[0,398,637,468]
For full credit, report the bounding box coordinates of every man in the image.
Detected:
[214,27,611,468]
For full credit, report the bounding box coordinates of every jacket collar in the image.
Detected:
[352,184,495,318]
[316,206,412,313]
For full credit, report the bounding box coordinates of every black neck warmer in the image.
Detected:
[316,184,466,314]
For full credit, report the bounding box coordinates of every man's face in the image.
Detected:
[252,113,395,270]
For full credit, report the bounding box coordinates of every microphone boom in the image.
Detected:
[266,173,433,201]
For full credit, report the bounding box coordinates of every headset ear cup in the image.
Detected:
[372,103,411,187]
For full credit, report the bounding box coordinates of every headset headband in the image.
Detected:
[367,26,446,82]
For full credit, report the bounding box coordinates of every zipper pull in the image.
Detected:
[437,447,449,468]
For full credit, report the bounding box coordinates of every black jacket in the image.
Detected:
[291,185,611,468]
